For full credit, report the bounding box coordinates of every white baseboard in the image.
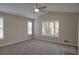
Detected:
[34,38,78,47]
[0,39,31,48]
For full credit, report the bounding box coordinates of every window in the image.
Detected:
[0,17,3,39]
[55,21,59,37]
[42,20,59,37]
[27,21,32,34]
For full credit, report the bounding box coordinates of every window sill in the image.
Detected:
[0,38,3,40]
[42,35,59,38]
[28,34,33,36]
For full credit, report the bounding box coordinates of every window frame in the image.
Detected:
[42,20,59,37]
[0,16,4,40]
[27,21,32,35]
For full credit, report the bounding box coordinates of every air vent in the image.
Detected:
[64,40,70,42]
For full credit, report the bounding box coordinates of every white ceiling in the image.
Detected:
[0,3,79,19]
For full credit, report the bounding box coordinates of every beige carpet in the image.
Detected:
[0,39,78,55]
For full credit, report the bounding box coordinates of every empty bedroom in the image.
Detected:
[0,3,79,55]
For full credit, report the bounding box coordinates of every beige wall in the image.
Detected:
[35,12,78,46]
[0,11,78,48]
[0,12,33,47]
[78,14,79,54]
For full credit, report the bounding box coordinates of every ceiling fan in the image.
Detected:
[33,3,47,13]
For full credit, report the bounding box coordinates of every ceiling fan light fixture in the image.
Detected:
[34,8,39,12]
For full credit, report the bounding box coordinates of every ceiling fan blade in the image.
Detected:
[33,11,35,13]
[39,6,47,9]
[40,10,45,12]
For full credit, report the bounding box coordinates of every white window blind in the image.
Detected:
[42,20,59,37]
[27,21,32,35]
[0,17,3,39]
